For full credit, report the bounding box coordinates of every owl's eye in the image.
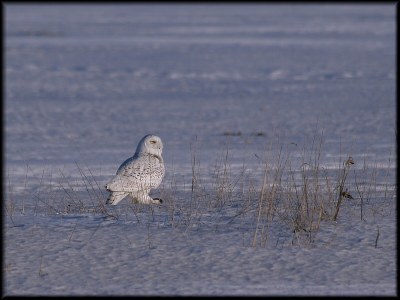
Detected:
[150,140,156,144]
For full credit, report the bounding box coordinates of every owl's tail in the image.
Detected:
[106,191,128,205]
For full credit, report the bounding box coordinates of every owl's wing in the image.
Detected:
[115,155,137,175]
[106,154,164,192]
[105,175,138,192]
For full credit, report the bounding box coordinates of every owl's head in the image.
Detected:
[136,134,163,157]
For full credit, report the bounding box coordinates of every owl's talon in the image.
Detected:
[153,198,163,204]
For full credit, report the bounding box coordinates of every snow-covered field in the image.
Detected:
[4,4,396,296]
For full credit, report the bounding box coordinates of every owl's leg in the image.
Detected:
[134,191,162,205]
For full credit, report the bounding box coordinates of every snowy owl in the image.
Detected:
[105,134,165,205]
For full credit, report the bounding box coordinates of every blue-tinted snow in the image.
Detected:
[4,4,396,296]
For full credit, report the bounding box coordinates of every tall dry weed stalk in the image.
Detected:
[4,132,395,249]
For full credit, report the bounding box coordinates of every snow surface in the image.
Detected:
[4,4,396,296]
